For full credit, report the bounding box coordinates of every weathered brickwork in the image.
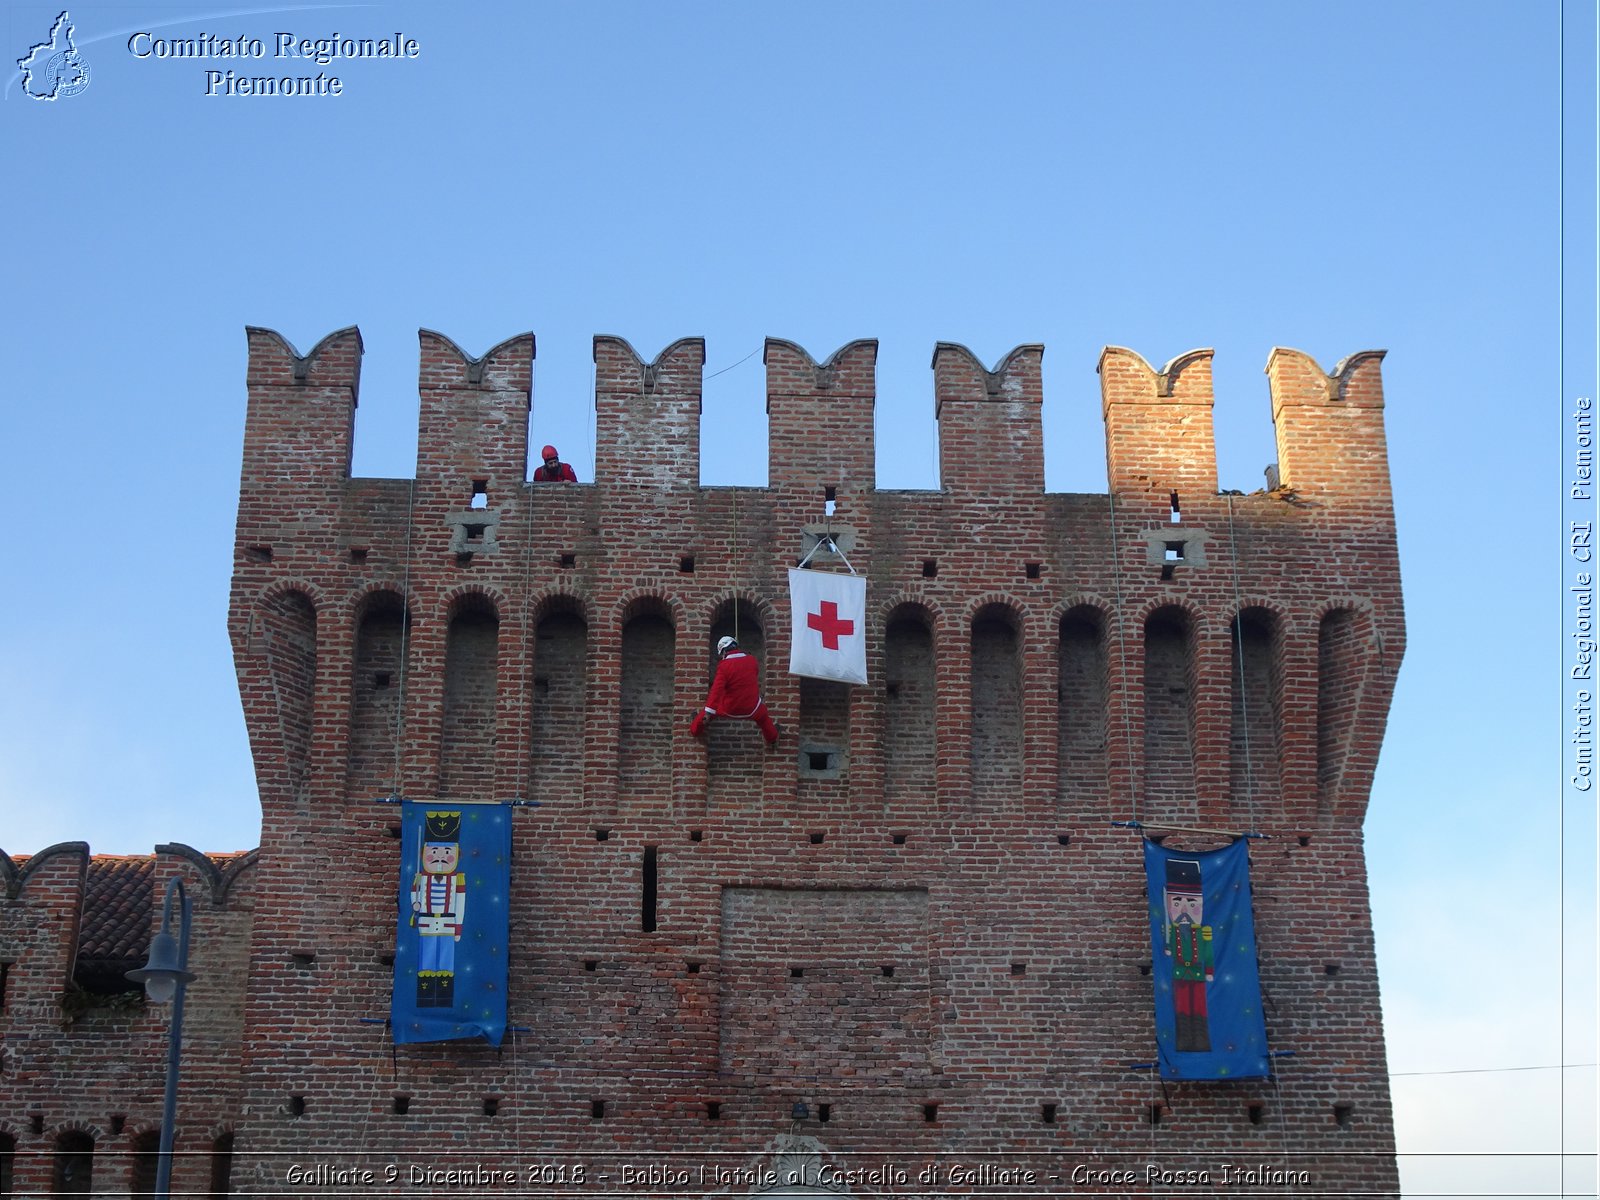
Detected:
[0,328,1404,1197]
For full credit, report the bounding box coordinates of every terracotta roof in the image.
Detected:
[76,856,155,973]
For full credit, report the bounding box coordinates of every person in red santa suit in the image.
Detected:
[689,636,779,745]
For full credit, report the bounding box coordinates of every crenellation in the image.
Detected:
[592,335,704,492]
[933,342,1046,494]
[1267,347,1392,501]
[1099,345,1219,496]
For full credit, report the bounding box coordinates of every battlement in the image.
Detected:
[239,328,1390,500]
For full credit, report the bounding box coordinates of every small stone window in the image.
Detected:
[799,745,844,778]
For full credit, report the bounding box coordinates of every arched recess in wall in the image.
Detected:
[257,589,316,804]
[707,600,767,802]
[619,599,676,798]
[1317,606,1369,812]
[970,603,1023,800]
[128,1130,159,1196]
[1230,607,1284,812]
[440,593,500,801]
[346,590,412,802]
[1143,605,1197,813]
[530,598,588,801]
[52,1131,93,1195]
[1057,605,1108,810]
[883,603,936,811]
[209,1132,235,1196]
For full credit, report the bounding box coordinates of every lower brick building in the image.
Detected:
[0,328,1403,1196]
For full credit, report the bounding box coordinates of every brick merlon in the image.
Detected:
[931,342,1045,417]
[243,325,363,395]
[763,338,878,409]
[417,329,535,392]
[1096,346,1215,411]
[593,335,706,395]
[1,841,90,899]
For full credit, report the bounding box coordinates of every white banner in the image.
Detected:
[788,568,868,685]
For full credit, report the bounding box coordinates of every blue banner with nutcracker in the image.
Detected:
[1143,838,1270,1080]
[391,802,511,1046]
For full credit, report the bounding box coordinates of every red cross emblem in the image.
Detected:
[806,601,856,650]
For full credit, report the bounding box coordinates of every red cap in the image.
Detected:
[541,445,558,460]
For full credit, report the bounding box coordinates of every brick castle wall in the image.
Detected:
[0,327,1403,1197]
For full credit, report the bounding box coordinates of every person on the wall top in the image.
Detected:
[689,636,779,747]
[533,445,577,482]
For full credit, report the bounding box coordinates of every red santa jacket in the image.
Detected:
[703,650,764,718]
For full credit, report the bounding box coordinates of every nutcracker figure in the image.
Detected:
[1163,858,1213,1052]
[410,810,466,1008]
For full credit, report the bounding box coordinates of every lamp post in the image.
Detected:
[126,877,195,1200]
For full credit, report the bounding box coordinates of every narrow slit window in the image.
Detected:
[393,1095,411,1115]
[921,559,938,578]
[1164,541,1185,562]
[470,480,489,510]
[641,846,658,933]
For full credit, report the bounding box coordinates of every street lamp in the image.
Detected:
[126,877,195,1200]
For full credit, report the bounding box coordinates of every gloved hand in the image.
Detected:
[689,710,706,737]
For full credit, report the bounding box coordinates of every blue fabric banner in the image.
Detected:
[391,802,511,1046]
[1143,838,1270,1080]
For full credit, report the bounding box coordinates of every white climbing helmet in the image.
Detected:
[716,635,738,656]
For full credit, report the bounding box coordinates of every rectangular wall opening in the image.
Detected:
[641,846,658,932]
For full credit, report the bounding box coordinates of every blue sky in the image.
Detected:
[2,3,1594,1197]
